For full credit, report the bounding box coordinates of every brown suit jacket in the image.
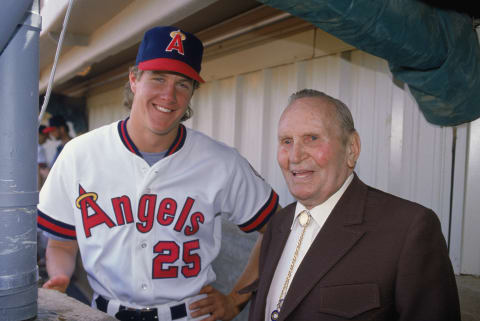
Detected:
[248,174,460,321]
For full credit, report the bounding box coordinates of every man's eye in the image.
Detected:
[282,139,292,145]
[178,82,191,89]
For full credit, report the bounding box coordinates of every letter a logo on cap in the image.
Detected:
[166,30,186,55]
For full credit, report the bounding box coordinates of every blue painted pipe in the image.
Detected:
[0,0,33,54]
[0,0,41,320]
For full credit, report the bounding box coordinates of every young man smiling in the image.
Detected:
[38,26,279,321]
[127,70,195,151]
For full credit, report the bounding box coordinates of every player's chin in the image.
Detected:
[148,120,182,136]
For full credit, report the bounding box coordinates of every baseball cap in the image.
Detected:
[135,26,205,83]
[42,115,67,133]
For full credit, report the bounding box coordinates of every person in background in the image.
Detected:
[42,114,72,167]
[37,124,50,189]
[37,124,50,268]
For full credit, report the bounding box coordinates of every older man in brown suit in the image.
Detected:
[246,89,461,321]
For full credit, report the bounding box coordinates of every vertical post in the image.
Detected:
[0,0,41,320]
[0,0,33,53]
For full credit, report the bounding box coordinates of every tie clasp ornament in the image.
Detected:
[298,210,311,227]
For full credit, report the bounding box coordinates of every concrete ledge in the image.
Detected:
[457,275,480,321]
[37,288,116,321]
[33,275,479,321]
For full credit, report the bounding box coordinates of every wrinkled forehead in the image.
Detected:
[278,98,347,146]
[280,97,338,128]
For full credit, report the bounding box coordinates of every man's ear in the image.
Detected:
[129,71,137,94]
[346,131,361,168]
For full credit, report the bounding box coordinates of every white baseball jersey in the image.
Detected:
[37,119,278,308]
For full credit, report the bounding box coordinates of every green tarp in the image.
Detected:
[258,0,480,126]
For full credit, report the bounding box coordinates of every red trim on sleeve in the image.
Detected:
[38,215,76,238]
[240,191,279,233]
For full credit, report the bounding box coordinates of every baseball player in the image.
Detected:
[38,26,279,321]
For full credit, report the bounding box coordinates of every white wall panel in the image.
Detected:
[397,84,452,237]
[86,85,129,130]
[190,50,454,243]
[84,37,467,272]
[462,119,480,274]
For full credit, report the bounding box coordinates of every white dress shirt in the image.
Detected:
[265,174,354,321]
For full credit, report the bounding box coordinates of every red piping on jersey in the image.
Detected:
[239,190,279,233]
[118,119,186,158]
[119,119,138,154]
[167,125,185,156]
[37,214,76,239]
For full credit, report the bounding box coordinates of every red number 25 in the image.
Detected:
[152,240,201,278]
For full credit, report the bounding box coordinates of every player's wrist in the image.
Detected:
[227,290,248,316]
[43,274,71,293]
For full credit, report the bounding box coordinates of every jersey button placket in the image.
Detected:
[138,240,151,297]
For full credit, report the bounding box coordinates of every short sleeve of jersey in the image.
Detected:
[37,142,77,240]
[222,152,278,233]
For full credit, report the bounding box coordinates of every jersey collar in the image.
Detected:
[117,117,187,158]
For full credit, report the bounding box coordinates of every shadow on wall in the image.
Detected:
[212,218,258,321]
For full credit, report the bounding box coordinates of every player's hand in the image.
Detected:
[42,274,70,293]
[189,285,240,321]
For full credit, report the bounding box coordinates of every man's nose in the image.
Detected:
[160,81,176,102]
[290,141,304,163]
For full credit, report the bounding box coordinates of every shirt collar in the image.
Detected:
[117,117,187,158]
[292,173,354,230]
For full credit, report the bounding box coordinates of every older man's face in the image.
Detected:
[277,97,359,209]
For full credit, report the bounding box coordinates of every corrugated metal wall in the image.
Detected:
[87,84,129,130]
[87,46,455,249]
[462,119,480,274]
[184,50,453,238]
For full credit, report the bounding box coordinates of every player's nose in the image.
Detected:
[159,81,177,103]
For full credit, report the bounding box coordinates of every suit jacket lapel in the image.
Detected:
[255,204,295,321]
[278,174,368,321]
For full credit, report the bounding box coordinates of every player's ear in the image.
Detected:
[129,71,137,94]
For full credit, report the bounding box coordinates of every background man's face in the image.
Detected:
[39,133,48,144]
[277,97,353,208]
[49,127,61,140]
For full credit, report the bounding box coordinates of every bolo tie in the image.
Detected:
[271,210,312,321]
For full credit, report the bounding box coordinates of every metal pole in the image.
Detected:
[0,0,41,320]
[0,0,33,53]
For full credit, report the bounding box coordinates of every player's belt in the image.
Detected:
[95,295,187,321]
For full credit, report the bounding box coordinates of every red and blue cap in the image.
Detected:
[135,26,205,83]
[42,115,67,133]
